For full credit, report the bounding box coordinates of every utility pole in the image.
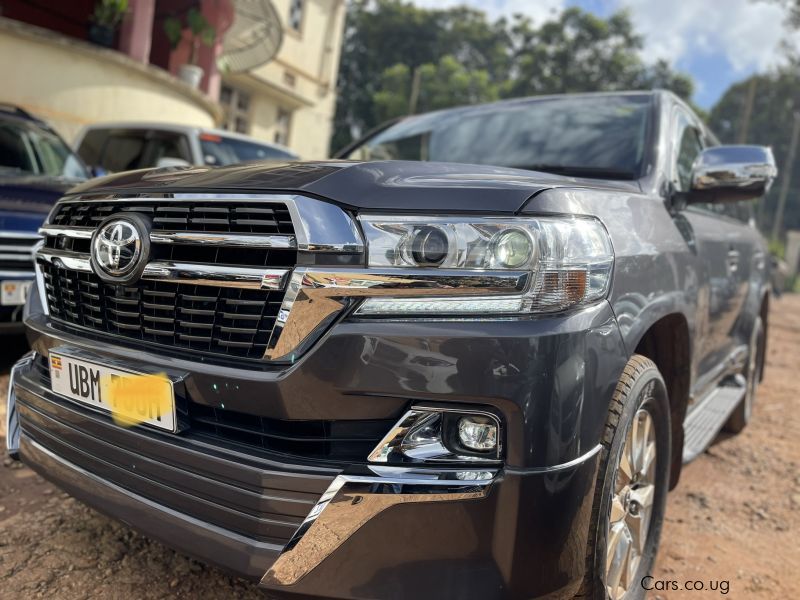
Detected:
[771,111,800,240]
[408,67,421,115]
[737,78,757,144]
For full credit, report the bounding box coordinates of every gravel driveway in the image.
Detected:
[2,295,798,599]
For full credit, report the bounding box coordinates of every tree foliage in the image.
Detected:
[709,66,800,234]
[332,1,695,152]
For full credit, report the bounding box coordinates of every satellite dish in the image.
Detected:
[218,0,283,73]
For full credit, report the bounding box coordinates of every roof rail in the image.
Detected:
[0,103,37,121]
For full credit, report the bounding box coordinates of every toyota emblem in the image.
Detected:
[91,215,150,283]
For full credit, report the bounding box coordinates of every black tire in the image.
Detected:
[725,316,764,434]
[577,355,671,600]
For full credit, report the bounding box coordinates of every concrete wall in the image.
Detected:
[228,0,346,159]
[0,18,219,144]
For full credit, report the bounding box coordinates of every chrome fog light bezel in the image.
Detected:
[368,407,502,465]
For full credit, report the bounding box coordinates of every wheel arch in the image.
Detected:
[630,313,691,489]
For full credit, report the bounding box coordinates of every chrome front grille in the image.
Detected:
[0,232,39,273]
[37,197,298,364]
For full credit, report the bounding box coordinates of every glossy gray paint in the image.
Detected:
[12,89,771,599]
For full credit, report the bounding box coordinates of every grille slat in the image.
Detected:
[188,403,394,462]
[52,201,293,235]
[41,199,297,363]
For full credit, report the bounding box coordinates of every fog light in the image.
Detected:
[457,416,498,452]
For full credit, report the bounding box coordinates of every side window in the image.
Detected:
[101,131,147,172]
[674,121,703,192]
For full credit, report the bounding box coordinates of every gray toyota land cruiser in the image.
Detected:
[7,91,775,600]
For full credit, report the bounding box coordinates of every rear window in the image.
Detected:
[200,133,295,166]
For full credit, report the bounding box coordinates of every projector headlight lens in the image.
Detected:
[491,228,533,269]
[409,226,449,265]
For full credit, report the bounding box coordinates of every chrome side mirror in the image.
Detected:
[690,145,777,203]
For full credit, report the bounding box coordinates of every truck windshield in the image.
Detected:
[200,133,296,166]
[343,94,652,180]
[0,121,88,180]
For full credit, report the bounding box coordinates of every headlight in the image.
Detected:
[357,215,613,314]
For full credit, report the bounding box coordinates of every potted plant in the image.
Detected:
[89,0,128,47]
[164,8,216,89]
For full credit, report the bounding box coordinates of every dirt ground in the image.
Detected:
[1,297,798,599]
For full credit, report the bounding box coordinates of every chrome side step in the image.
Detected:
[682,377,746,463]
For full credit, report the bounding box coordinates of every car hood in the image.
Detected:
[65,160,639,213]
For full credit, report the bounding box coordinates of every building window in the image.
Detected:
[288,0,304,32]
[220,84,251,134]
[274,108,291,146]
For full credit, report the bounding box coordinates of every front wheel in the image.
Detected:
[578,355,671,600]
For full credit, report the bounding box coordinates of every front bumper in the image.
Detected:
[11,301,625,599]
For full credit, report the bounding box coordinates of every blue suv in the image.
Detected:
[0,105,88,331]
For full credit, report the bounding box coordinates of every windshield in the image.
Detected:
[200,133,296,166]
[0,120,88,179]
[344,94,652,179]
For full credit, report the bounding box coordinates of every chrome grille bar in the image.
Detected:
[36,248,290,291]
[40,225,297,249]
[142,261,289,290]
[38,225,93,239]
[149,231,296,248]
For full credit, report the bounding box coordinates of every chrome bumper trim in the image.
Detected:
[5,351,34,458]
[261,465,498,587]
[504,443,603,475]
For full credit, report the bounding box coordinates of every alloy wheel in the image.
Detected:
[604,406,657,599]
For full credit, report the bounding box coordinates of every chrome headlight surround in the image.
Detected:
[356,214,614,315]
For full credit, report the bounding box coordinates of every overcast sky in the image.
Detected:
[411,0,798,108]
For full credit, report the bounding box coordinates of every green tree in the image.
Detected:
[373,55,499,122]
[331,1,694,153]
[709,66,800,234]
[332,0,508,151]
